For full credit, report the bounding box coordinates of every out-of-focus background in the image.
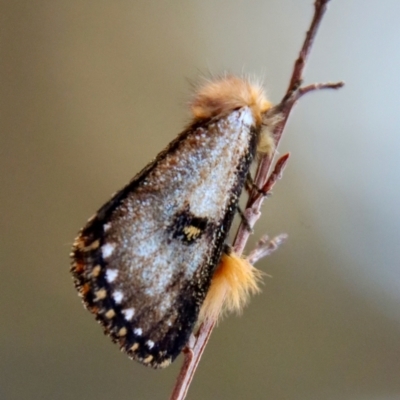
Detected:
[2,1,400,399]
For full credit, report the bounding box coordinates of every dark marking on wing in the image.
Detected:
[169,204,210,244]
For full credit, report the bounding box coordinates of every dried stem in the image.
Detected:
[169,319,214,400]
[298,81,344,97]
[247,234,289,265]
[169,1,341,399]
[253,153,290,205]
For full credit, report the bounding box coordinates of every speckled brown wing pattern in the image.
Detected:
[71,107,260,368]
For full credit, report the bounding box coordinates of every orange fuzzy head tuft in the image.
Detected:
[190,76,272,126]
[198,251,263,324]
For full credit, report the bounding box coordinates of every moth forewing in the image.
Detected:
[71,76,272,368]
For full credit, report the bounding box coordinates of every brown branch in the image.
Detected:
[287,0,331,93]
[169,320,214,400]
[169,1,340,399]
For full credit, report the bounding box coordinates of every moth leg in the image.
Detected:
[236,205,253,233]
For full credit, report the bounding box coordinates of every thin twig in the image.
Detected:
[287,0,331,93]
[246,234,289,265]
[298,81,345,97]
[169,320,214,400]
[253,153,290,205]
[169,1,340,399]
[235,154,290,235]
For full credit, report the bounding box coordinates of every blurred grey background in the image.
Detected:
[1,1,400,399]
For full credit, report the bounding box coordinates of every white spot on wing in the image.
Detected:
[146,340,155,349]
[112,290,124,304]
[103,223,112,232]
[106,269,118,283]
[122,308,135,321]
[134,328,142,336]
[102,243,115,258]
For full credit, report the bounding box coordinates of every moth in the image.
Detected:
[71,75,275,368]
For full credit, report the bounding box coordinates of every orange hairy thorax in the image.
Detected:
[190,75,272,125]
[198,251,263,323]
